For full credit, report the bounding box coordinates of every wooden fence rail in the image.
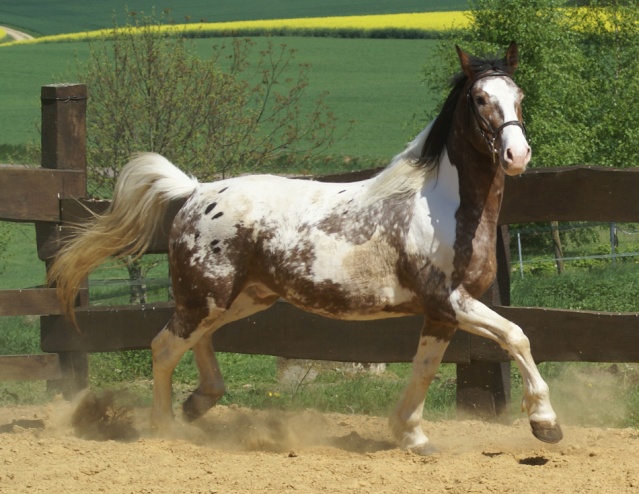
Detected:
[2,83,639,417]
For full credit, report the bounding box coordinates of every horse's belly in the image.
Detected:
[272,265,418,320]
[283,288,417,321]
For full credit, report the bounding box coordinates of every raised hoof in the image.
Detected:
[409,442,438,456]
[530,421,563,444]
[182,392,219,422]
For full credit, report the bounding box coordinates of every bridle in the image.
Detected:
[467,71,527,160]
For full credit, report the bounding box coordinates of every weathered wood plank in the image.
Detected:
[0,287,82,316]
[456,361,511,419]
[40,302,472,364]
[500,167,639,224]
[314,167,381,183]
[0,167,85,223]
[39,302,639,363]
[36,83,88,262]
[472,306,639,363]
[0,354,61,382]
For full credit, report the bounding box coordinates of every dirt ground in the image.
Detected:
[1,393,638,494]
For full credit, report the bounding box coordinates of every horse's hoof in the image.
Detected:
[409,442,438,456]
[530,421,563,443]
[182,392,219,422]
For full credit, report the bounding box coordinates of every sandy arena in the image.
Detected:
[0,392,638,494]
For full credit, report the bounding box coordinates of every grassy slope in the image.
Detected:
[1,37,440,158]
[0,0,468,36]
[0,43,88,148]
[0,223,45,289]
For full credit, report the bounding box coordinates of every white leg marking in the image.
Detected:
[390,330,450,454]
[450,290,559,429]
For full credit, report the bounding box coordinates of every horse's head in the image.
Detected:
[457,42,530,176]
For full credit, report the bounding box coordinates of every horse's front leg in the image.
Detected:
[450,288,563,443]
[389,320,451,455]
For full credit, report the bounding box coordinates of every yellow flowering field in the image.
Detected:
[3,11,469,46]
[194,11,469,33]
[2,7,635,47]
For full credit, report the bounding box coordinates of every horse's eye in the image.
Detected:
[476,96,487,106]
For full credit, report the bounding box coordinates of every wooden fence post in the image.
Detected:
[456,225,512,419]
[37,83,88,398]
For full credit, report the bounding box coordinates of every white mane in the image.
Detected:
[363,122,435,204]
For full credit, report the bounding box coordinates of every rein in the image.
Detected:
[466,72,526,161]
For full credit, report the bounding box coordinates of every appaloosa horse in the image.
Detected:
[49,42,562,453]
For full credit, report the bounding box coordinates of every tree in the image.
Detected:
[570,1,639,166]
[424,0,639,274]
[76,12,339,195]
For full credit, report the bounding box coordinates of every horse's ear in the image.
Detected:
[504,41,519,74]
[456,45,475,78]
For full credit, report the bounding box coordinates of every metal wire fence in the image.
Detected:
[510,222,639,278]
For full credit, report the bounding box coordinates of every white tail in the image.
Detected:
[48,153,198,324]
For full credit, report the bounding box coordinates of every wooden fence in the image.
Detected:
[2,84,639,417]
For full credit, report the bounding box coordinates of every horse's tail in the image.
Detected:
[48,153,199,326]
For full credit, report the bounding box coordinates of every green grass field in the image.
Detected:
[0,0,471,160]
[0,37,441,159]
[0,0,467,36]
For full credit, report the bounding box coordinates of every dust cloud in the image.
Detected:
[64,390,395,454]
[546,364,631,427]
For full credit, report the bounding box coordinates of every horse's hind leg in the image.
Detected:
[389,321,451,455]
[150,313,200,431]
[178,288,278,423]
[182,336,225,422]
[150,297,230,431]
[450,289,563,443]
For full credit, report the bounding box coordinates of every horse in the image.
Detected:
[48,42,563,454]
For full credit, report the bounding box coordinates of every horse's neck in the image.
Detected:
[449,139,504,223]
[448,142,505,294]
